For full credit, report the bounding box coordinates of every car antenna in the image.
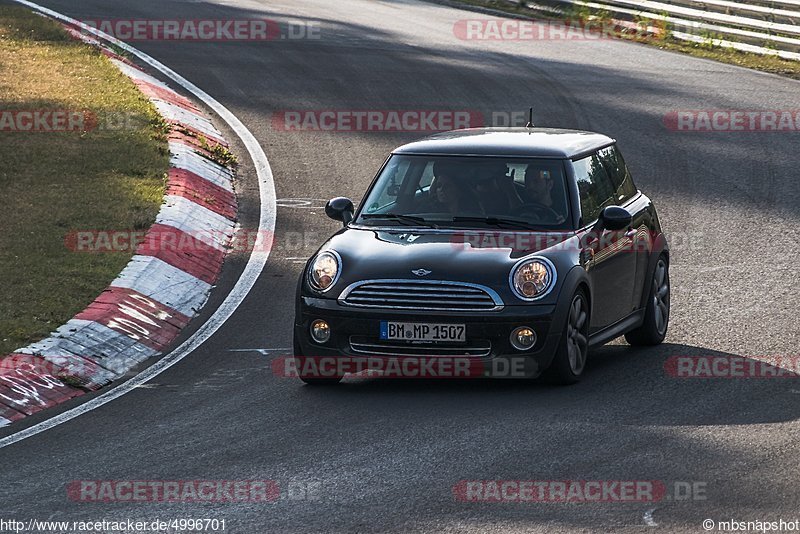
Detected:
[525,107,534,128]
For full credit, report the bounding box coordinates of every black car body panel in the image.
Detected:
[392,128,614,159]
[294,128,670,381]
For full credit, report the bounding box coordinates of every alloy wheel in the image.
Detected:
[567,294,589,375]
[653,258,670,336]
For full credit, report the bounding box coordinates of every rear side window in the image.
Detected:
[598,145,638,203]
[573,153,616,225]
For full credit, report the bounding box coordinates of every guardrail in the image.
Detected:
[513,0,800,60]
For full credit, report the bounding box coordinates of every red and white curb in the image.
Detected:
[0,26,238,427]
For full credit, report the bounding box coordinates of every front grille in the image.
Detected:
[339,280,503,311]
[349,336,492,358]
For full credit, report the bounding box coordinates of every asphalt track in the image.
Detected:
[2,0,800,532]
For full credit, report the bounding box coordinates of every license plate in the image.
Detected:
[380,321,466,342]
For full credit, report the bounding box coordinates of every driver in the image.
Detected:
[522,166,565,223]
[523,167,555,208]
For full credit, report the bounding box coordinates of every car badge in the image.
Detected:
[412,269,432,277]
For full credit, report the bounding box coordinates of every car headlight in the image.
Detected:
[510,257,556,301]
[308,251,341,293]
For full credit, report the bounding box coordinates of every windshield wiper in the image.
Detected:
[451,216,543,231]
[361,213,440,229]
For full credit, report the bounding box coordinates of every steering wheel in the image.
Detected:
[512,202,561,223]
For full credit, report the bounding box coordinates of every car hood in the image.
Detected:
[319,227,578,303]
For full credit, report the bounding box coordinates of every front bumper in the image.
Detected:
[294,296,566,378]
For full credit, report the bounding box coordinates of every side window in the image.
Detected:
[598,145,637,203]
[364,158,412,213]
[419,161,435,190]
[573,153,616,225]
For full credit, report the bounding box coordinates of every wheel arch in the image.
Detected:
[637,234,669,310]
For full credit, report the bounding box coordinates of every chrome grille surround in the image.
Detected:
[338,279,504,311]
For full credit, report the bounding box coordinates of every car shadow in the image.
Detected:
[292,342,800,427]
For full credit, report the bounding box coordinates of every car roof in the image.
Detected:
[392,127,615,159]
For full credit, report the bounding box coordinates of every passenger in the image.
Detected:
[422,161,481,215]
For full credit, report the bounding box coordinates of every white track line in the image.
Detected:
[0,0,277,450]
[643,508,659,527]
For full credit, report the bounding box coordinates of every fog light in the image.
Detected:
[510,327,536,351]
[310,320,331,344]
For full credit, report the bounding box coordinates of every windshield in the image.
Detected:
[355,155,572,230]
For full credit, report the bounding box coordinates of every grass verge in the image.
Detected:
[446,0,800,80]
[0,6,169,354]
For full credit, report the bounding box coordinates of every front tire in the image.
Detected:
[546,290,589,385]
[625,255,670,346]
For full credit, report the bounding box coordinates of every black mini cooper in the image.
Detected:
[294,128,670,384]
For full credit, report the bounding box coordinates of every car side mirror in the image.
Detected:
[596,206,632,231]
[325,197,354,226]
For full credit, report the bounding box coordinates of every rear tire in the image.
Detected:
[545,290,589,385]
[625,255,670,346]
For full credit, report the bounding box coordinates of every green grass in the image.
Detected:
[199,135,238,167]
[637,38,800,80]
[448,0,800,80]
[0,7,168,354]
